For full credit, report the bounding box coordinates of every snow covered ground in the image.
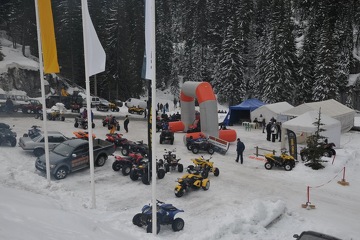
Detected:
[0,104,359,240]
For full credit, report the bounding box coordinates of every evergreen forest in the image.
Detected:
[1,0,360,107]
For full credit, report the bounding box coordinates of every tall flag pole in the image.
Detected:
[34,0,60,185]
[80,0,106,209]
[145,0,157,234]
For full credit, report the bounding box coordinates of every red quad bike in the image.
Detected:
[105,133,129,148]
[112,152,144,176]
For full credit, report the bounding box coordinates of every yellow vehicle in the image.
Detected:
[264,149,295,171]
[128,106,144,115]
[109,102,120,112]
[174,172,210,197]
[187,156,219,178]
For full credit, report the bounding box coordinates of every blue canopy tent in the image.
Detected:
[223,99,265,126]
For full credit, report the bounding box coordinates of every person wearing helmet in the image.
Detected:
[109,116,118,134]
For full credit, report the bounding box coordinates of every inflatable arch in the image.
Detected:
[168,81,237,142]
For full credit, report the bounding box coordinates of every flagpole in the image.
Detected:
[147,0,157,235]
[34,0,51,185]
[81,0,96,209]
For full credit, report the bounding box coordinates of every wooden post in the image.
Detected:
[338,167,349,186]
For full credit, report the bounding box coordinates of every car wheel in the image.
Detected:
[202,180,210,190]
[208,148,215,155]
[95,155,107,166]
[172,218,185,232]
[214,167,220,176]
[264,162,273,170]
[177,164,183,173]
[157,169,166,179]
[284,163,293,171]
[34,148,45,157]
[112,161,121,171]
[122,165,131,176]
[129,170,138,181]
[132,213,143,227]
[54,167,68,180]
[121,148,129,156]
[192,147,199,154]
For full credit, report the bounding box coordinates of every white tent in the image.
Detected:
[251,102,293,123]
[282,99,355,132]
[281,111,341,149]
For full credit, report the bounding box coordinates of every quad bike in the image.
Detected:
[73,131,96,140]
[129,159,166,185]
[162,149,183,173]
[128,106,144,115]
[105,133,129,148]
[109,102,120,112]
[121,140,149,157]
[102,115,120,131]
[23,125,41,138]
[159,129,174,145]
[0,126,17,147]
[264,149,296,171]
[186,119,201,133]
[70,103,81,113]
[185,135,206,151]
[187,155,219,178]
[44,110,65,121]
[189,139,215,155]
[132,200,184,234]
[112,152,144,176]
[174,171,210,197]
[74,116,95,129]
[300,142,336,161]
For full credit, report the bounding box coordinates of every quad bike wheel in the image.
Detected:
[142,173,151,185]
[175,188,184,197]
[172,218,185,232]
[122,165,131,176]
[201,170,209,179]
[202,180,210,190]
[61,116,65,121]
[157,169,166,179]
[208,148,215,155]
[214,167,220,176]
[130,170,139,181]
[146,221,160,234]
[10,138,16,147]
[191,147,199,154]
[264,161,273,170]
[132,213,143,227]
[284,163,293,171]
[164,163,170,172]
[116,125,120,131]
[121,148,129,156]
[178,164,184,172]
[74,122,79,128]
[112,161,121,171]
[187,144,192,151]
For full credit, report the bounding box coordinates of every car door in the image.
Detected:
[71,144,90,171]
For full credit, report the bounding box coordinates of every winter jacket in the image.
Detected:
[237,141,245,153]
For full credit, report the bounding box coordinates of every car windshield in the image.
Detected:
[52,142,74,157]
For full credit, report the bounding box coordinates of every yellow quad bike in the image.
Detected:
[174,172,210,198]
[187,155,219,178]
[264,149,295,171]
[109,102,120,112]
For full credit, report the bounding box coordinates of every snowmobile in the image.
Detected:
[174,171,210,197]
[132,200,184,234]
[162,149,183,172]
[112,152,144,176]
[187,155,219,178]
[264,149,296,171]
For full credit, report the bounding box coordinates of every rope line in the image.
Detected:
[309,167,344,189]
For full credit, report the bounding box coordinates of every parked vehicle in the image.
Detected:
[293,231,341,240]
[74,116,95,129]
[73,131,96,140]
[129,159,166,185]
[125,98,147,109]
[45,95,83,109]
[19,131,68,157]
[132,200,184,234]
[159,130,174,145]
[162,149,183,173]
[21,99,42,114]
[121,140,149,157]
[70,102,81,113]
[174,171,210,197]
[109,102,120,112]
[105,133,128,148]
[35,138,115,180]
[22,125,41,138]
[187,155,219,178]
[96,101,110,112]
[46,110,65,121]
[189,138,215,155]
[128,106,145,115]
[300,142,336,161]
[112,152,144,176]
[0,125,17,147]
[264,149,296,171]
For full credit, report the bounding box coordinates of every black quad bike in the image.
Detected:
[300,142,336,161]
[189,139,215,155]
[162,149,183,173]
[112,152,144,176]
[23,125,41,138]
[121,140,149,157]
[132,200,184,234]
[74,116,95,129]
[264,149,296,171]
[129,159,166,185]
[0,126,17,147]
[159,130,174,145]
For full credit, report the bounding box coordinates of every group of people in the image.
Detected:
[108,115,130,134]
[266,118,282,142]
[157,102,170,113]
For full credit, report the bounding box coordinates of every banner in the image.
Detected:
[287,129,297,160]
[38,0,59,73]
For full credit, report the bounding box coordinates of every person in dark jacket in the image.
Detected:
[266,122,272,141]
[124,115,130,133]
[236,138,245,164]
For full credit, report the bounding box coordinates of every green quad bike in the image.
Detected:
[264,149,296,171]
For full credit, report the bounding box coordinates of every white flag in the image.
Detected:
[84,5,106,76]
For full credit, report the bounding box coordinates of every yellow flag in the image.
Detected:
[38,0,59,73]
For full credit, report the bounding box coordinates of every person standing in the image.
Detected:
[266,121,272,141]
[271,122,278,142]
[124,115,130,133]
[236,138,245,164]
[109,116,118,134]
